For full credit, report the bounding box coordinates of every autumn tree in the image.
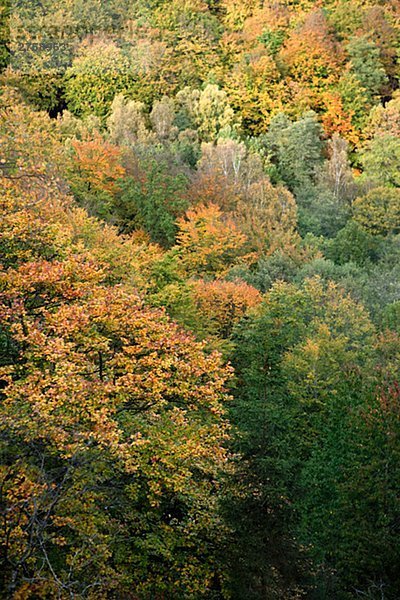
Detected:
[367,92,400,139]
[150,95,178,141]
[234,178,301,257]
[0,162,233,599]
[353,187,400,236]
[0,279,232,597]
[66,133,126,219]
[64,39,134,118]
[191,278,262,338]
[175,203,251,276]
[224,50,283,134]
[279,10,342,93]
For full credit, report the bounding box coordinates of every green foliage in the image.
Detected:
[347,35,388,103]
[0,0,10,72]
[64,40,134,118]
[227,278,376,597]
[298,191,350,238]
[229,277,400,598]
[361,136,400,188]
[258,28,286,56]
[176,84,238,142]
[336,72,373,130]
[353,187,400,236]
[382,302,400,333]
[115,160,189,246]
[262,112,324,193]
[325,221,383,266]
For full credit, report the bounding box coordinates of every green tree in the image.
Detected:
[325,220,383,266]
[262,111,324,193]
[347,35,387,103]
[115,158,189,246]
[176,84,238,141]
[353,187,400,236]
[361,135,400,188]
[228,277,382,599]
[64,39,134,118]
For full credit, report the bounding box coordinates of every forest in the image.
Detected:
[0,0,399,598]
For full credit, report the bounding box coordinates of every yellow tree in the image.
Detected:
[352,187,400,236]
[191,278,262,338]
[235,178,301,257]
[0,192,232,599]
[175,203,252,276]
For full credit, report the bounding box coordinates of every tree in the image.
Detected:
[228,277,380,598]
[64,39,134,118]
[114,158,189,247]
[176,84,238,141]
[0,170,233,599]
[279,9,342,91]
[294,331,400,598]
[367,92,400,139]
[321,92,359,144]
[234,178,300,257]
[0,280,232,597]
[347,35,388,103]
[361,135,400,188]
[361,6,398,82]
[66,133,126,219]
[150,95,177,141]
[224,51,283,135]
[325,220,382,266]
[191,278,262,338]
[198,138,263,191]
[336,71,373,131]
[0,94,67,197]
[175,203,251,276]
[107,93,151,146]
[353,187,400,236]
[321,134,355,203]
[220,0,258,31]
[263,111,324,192]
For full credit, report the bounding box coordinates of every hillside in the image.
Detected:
[0,1,400,598]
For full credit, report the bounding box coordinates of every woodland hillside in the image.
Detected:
[0,1,400,598]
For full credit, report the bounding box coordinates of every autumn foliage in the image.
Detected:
[2,0,400,597]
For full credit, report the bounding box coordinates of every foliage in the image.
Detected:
[115,159,189,246]
[361,135,400,188]
[347,35,388,103]
[0,157,232,600]
[191,278,261,338]
[2,1,400,597]
[64,39,134,118]
[228,277,400,598]
[262,112,324,192]
[66,133,126,219]
[353,187,400,236]
[175,203,251,276]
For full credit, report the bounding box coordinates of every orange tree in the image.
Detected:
[66,132,126,219]
[0,132,233,598]
[175,203,253,277]
[191,278,262,338]
[0,273,232,597]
